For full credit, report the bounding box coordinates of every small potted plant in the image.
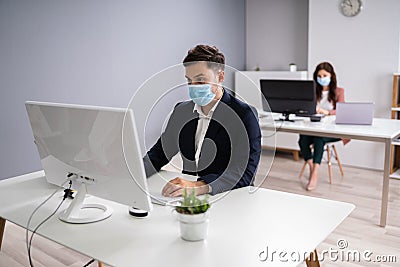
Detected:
[175,189,210,241]
[289,63,297,72]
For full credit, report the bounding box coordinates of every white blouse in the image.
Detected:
[317,91,334,111]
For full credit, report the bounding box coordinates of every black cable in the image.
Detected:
[25,183,65,267]
[27,180,72,267]
[82,258,95,267]
[28,196,65,266]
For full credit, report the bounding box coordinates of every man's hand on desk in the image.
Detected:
[162,178,209,197]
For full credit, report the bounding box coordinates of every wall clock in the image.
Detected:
[340,0,363,17]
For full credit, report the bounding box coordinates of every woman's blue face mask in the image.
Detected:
[188,84,216,106]
[317,76,331,86]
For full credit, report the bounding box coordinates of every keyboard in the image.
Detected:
[296,113,325,118]
[150,192,182,206]
[147,170,197,205]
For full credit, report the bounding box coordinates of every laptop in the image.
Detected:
[335,102,374,125]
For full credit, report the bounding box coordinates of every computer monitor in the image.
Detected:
[260,79,316,121]
[25,101,152,224]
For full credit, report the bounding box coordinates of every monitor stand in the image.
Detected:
[58,182,113,224]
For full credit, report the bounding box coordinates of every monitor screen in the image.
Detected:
[25,101,152,223]
[260,79,316,118]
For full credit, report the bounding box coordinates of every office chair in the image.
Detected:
[298,143,344,184]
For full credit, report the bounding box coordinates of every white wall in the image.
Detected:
[0,0,246,180]
[246,0,309,71]
[309,0,400,170]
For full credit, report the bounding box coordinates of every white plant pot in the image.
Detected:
[177,211,209,241]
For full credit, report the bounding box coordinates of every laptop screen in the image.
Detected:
[335,102,374,125]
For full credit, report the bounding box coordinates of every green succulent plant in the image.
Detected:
[175,189,210,215]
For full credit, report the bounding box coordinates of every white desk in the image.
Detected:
[260,116,400,227]
[0,171,354,267]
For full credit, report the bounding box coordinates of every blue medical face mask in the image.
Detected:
[188,84,216,106]
[317,76,331,86]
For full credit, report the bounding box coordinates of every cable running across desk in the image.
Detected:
[26,178,71,267]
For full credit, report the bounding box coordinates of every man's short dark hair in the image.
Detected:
[183,44,225,71]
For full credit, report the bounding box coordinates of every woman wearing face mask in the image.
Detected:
[298,62,346,191]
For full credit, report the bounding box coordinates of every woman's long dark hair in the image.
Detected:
[313,62,337,103]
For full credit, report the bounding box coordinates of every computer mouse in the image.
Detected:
[129,207,149,218]
[310,114,322,122]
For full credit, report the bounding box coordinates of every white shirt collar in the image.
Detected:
[192,100,220,117]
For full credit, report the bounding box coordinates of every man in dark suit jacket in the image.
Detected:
[144,45,261,197]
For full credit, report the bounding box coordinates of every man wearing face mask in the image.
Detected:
[143,44,261,197]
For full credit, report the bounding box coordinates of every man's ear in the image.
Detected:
[217,71,225,83]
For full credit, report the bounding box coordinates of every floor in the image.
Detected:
[1,151,399,266]
[258,150,400,267]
